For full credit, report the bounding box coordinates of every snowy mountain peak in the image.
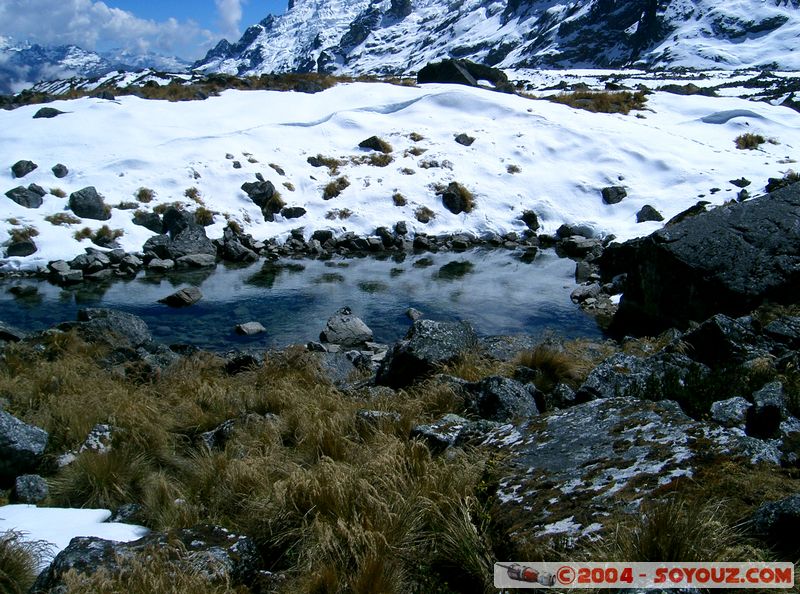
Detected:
[194,0,800,75]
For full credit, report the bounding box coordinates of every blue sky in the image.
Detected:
[0,0,288,60]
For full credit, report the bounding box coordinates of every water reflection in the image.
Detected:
[0,249,600,350]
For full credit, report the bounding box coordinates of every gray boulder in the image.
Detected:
[71,308,152,347]
[11,160,37,178]
[147,257,174,271]
[221,240,258,263]
[746,381,787,439]
[13,474,48,503]
[32,525,260,593]
[601,186,627,204]
[235,322,266,336]
[33,107,65,119]
[750,495,800,555]
[69,187,110,220]
[52,163,69,178]
[710,397,751,428]
[376,319,478,388]
[682,314,767,366]
[0,410,48,481]
[763,316,800,349]
[462,376,540,422]
[169,226,216,259]
[454,133,475,146]
[159,286,203,307]
[132,211,162,233]
[636,204,664,223]
[5,186,43,208]
[603,183,800,334]
[281,206,306,219]
[6,240,37,257]
[176,253,217,268]
[320,307,373,347]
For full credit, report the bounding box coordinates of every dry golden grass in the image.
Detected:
[392,192,407,206]
[8,226,39,243]
[135,187,155,203]
[0,530,51,594]
[323,176,350,200]
[194,207,215,226]
[548,90,648,115]
[735,132,766,150]
[50,188,67,198]
[415,206,435,223]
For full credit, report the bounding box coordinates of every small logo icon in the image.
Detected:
[498,563,556,586]
[557,565,576,585]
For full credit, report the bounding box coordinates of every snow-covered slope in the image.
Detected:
[0,38,189,95]
[194,0,800,75]
[2,75,800,271]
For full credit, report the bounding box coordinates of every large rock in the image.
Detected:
[13,474,48,503]
[682,314,767,366]
[486,397,781,551]
[32,525,260,592]
[159,286,203,307]
[70,308,152,347]
[0,410,48,482]
[461,376,540,422]
[11,160,37,178]
[33,107,65,119]
[750,495,800,556]
[417,59,514,93]
[603,184,800,335]
[5,186,44,208]
[319,307,373,347]
[68,187,111,220]
[746,381,787,439]
[6,240,37,257]
[376,319,478,388]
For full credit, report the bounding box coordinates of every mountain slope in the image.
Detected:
[194,0,800,75]
[0,37,188,94]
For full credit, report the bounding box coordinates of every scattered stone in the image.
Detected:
[730,177,751,188]
[358,135,392,153]
[158,286,203,307]
[750,495,800,556]
[462,376,539,422]
[11,160,37,178]
[221,240,258,263]
[72,308,152,348]
[571,283,601,303]
[377,319,478,388]
[454,133,475,146]
[176,253,216,268]
[746,381,786,439]
[281,206,306,219]
[601,186,627,204]
[5,186,43,208]
[13,474,48,503]
[33,107,65,119]
[6,240,37,257]
[147,258,175,271]
[33,526,260,593]
[520,210,539,232]
[28,183,46,197]
[441,181,473,214]
[320,306,373,347]
[52,163,69,178]
[69,186,110,220]
[0,410,48,482]
[710,397,751,428]
[235,322,267,336]
[132,211,162,233]
[636,204,664,223]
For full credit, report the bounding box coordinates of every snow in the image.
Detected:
[0,504,149,570]
[2,77,800,271]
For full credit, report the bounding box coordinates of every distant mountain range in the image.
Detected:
[193,0,800,75]
[0,36,188,94]
[3,0,799,95]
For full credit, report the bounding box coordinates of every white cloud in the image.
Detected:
[0,0,217,59]
[215,0,245,40]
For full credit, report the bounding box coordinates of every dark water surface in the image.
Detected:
[0,249,601,350]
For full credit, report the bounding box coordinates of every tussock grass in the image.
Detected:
[440,352,512,382]
[194,207,215,226]
[73,225,123,246]
[0,530,51,594]
[351,153,394,167]
[322,176,350,200]
[308,154,345,175]
[325,208,353,220]
[50,188,67,198]
[282,181,295,192]
[408,132,424,142]
[517,345,581,391]
[8,226,39,243]
[184,187,203,204]
[735,132,766,150]
[415,206,435,223]
[392,192,407,206]
[45,213,81,226]
[135,187,155,203]
[548,90,648,114]
[0,333,496,592]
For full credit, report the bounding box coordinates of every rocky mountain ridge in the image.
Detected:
[194,0,800,76]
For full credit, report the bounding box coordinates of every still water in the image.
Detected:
[0,249,601,350]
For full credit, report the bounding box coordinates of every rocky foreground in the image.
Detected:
[1,182,800,592]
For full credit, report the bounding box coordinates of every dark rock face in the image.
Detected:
[241,180,282,221]
[603,184,800,335]
[13,474,48,503]
[682,314,766,367]
[159,286,203,307]
[454,133,475,146]
[72,308,152,348]
[520,210,539,231]
[11,160,37,178]
[486,396,778,550]
[462,376,539,422]
[33,107,65,119]
[5,186,44,208]
[281,206,306,219]
[358,135,391,153]
[417,59,513,93]
[750,495,800,556]
[320,307,373,347]
[142,209,215,259]
[132,210,162,233]
[69,186,111,220]
[746,381,786,439]
[52,163,69,178]
[32,525,260,592]
[376,319,478,388]
[441,182,473,215]
[601,186,627,204]
[0,410,48,483]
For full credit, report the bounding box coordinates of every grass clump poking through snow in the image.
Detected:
[45,213,81,226]
[325,208,353,220]
[135,187,155,203]
[8,226,39,243]
[50,188,67,198]
[194,207,215,226]
[415,206,435,223]
[73,226,124,246]
[323,177,351,200]
[735,133,766,150]
[184,187,203,204]
[0,530,51,593]
[392,192,407,206]
[548,90,648,115]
